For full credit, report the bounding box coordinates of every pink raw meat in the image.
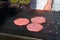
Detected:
[14,18,29,26]
[26,23,43,32]
[31,16,46,23]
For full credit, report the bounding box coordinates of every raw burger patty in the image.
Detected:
[26,23,43,32]
[31,16,46,23]
[14,18,29,26]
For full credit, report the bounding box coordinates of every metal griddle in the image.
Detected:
[0,10,60,40]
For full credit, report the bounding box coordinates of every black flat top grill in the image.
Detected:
[0,10,60,40]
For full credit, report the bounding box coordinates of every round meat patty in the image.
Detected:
[26,23,43,32]
[31,16,46,24]
[14,18,29,26]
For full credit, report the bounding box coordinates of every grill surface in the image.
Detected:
[0,10,60,40]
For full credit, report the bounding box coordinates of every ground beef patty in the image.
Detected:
[14,18,29,26]
[26,23,43,32]
[31,16,46,24]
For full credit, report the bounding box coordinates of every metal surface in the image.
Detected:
[0,33,42,40]
[0,10,60,40]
